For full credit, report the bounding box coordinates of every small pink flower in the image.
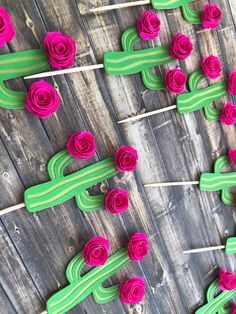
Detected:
[228,148,236,167]
[0,7,15,46]
[228,70,236,96]
[105,189,129,215]
[128,233,149,262]
[136,10,161,41]
[220,103,236,125]
[164,69,187,94]
[201,56,222,79]
[169,33,193,60]
[82,236,109,267]
[25,80,60,118]
[66,131,96,160]
[232,305,236,314]
[119,278,145,304]
[219,269,236,291]
[115,146,138,172]
[201,4,222,30]
[44,32,77,69]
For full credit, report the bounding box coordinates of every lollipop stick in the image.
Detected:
[0,202,25,216]
[144,181,199,187]
[183,245,225,254]
[90,0,151,12]
[24,64,104,80]
[39,311,47,314]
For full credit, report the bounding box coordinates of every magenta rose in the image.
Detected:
[165,69,187,94]
[219,269,236,291]
[201,4,222,30]
[0,7,15,46]
[128,233,149,262]
[228,71,236,96]
[232,306,236,314]
[228,148,236,167]
[136,10,161,41]
[220,103,236,125]
[115,146,138,172]
[119,278,145,304]
[82,236,109,266]
[44,32,77,69]
[201,56,222,79]
[66,131,96,160]
[105,189,129,215]
[169,33,193,60]
[25,80,60,118]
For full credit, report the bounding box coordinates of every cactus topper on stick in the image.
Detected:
[0,131,138,217]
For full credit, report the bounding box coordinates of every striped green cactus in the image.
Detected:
[0,47,49,110]
[225,237,236,254]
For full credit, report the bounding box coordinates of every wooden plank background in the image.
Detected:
[0,0,235,313]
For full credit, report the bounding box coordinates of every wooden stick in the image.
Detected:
[118,105,177,124]
[90,0,151,12]
[39,311,47,314]
[144,181,199,187]
[0,202,25,216]
[24,64,104,80]
[183,245,225,254]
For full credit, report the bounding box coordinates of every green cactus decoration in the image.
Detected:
[0,47,49,110]
[225,237,236,254]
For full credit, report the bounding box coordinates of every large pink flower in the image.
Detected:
[137,10,161,41]
[128,233,149,262]
[201,4,222,30]
[232,305,236,314]
[119,278,145,304]
[220,103,236,125]
[219,269,236,291]
[228,71,236,96]
[165,69,187,94]
[201,56,222,79]
[228,148,236,167]
[105,189,129,215]
[82,236,109,267]
[0,7,15,46]
[169,33,193,60]
[115,146,138,172]
[66,131,96,160]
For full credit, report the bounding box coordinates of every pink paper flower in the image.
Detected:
[25,80,60,118]
[201,4,222,30]
[44,32,77,69]
[201,56,222,79]
[105,189,129,215]
[228,70,236,96]
[220,103,236,125]
[66,131,96,160]
[164,69,187,94]
[228,148,236,167]
[82,236,109,267]
[232,305,236,314]
[119,278,145,304]
[128,233,149,262]
[136,10,161,41]
[115,146,138,172]
[169,33,193,60]
[0,7,15,46]
[219,269,236,291]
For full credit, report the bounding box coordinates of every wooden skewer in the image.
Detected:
[90,0,151,12]
[183,245,226,254]
[0,202,25,216]
[118,105,177,124]
[144,181,200,187]
[40,311,47,314]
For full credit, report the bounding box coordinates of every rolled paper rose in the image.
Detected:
[136,10,161,41]
[228,148,236,167]
[220,103,236,125]
[219,269,236,291]
[44,31,77,69]
[128,232,149,262]
[25,80,60,118]
[115,146,138,172]
[0,7,15,46]
[105,189,129,214]
[232,305,236,314]
[169,33,193,61]
[66,131,96,160]
[201,55,222,79]
[200,4,222,30]
[82,236,110,267]
[228,70,236,96]
[119,278,145,304]
[164,69,187,94]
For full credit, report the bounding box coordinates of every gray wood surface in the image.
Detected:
[0,0,235,313]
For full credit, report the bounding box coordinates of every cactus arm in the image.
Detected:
[206,279,231,314]
[0,82,26,109]
[188,70,205,92]
[93,284,120,304]
[47,149,74,180]
[121,27,140,52]
[225,237,236,255]
[66,252,85,282]
[76,191,105,212]
[181,3,201,25]
[151,0,193,9]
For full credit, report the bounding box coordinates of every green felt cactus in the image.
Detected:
[225,237,236,255]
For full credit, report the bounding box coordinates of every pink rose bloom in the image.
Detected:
[82,236,109,267]
[66,131,96,160]
[105,189,129,214]
[136,10,161,41]
[228,148,236,167]
[115,146,138,172]
[0,7,15,46]
[219,269,236,291]
[201,4,222,30]
[232,306,236,314]
[165,69,187,94]
[25,80,60,118]
[44,32,77,69]
[228,70,236,96]
[201,56,222,79]
[128,233,149,262]
[169,33,193,60]
[220,103,236,125]
[119,278,145,304]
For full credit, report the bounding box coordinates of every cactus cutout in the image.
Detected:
[225,237,236,254]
